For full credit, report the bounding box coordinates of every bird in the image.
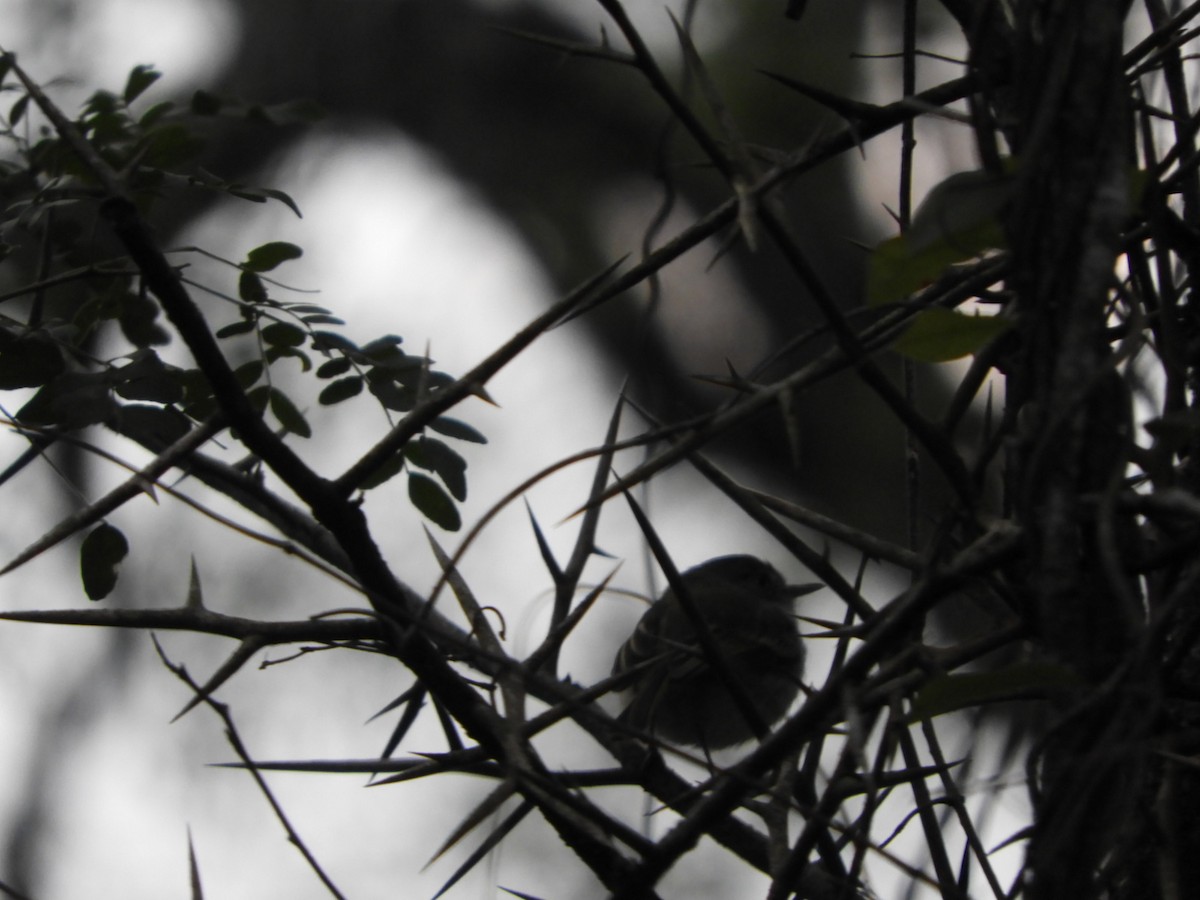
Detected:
[611,555,819,750]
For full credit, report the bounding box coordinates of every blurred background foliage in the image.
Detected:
[153,0,960,538]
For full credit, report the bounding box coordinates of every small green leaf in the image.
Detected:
[117,293,169,347]
[319,376,363,405]
[81,523,129,601]
[361,335,404,353]
[867,222,1005,307]
[408,473,461,531]
[83,89,121,117]
[138,100,175,127]
[123,64,162,104]
[269,388,311,438]
[407,437,468,501]
[367,375,416,412]
[892,308,1011,363]
[238,271,267,303]
[867,168,1011,307]
[234,359,264,388]
[311,331,359,354]
[216,319,257,339]
[426,370,454,391]
[316,357,352,379]
[360,451,406,490]
[244,241,303,273]
[429,417,487,445]
[232,184,300,217]
[140,122,205,168]
[10,93,29,126]
[261,321,306,347]
[265,345,311,371]
[246,384,271,412]
[361,336,409,367]
[907,169,1012,254]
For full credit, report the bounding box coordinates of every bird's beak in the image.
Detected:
[785,583,823,598]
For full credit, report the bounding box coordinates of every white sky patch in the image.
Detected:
[0,0,237,93]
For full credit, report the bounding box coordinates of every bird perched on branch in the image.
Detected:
[612,555,819,751]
